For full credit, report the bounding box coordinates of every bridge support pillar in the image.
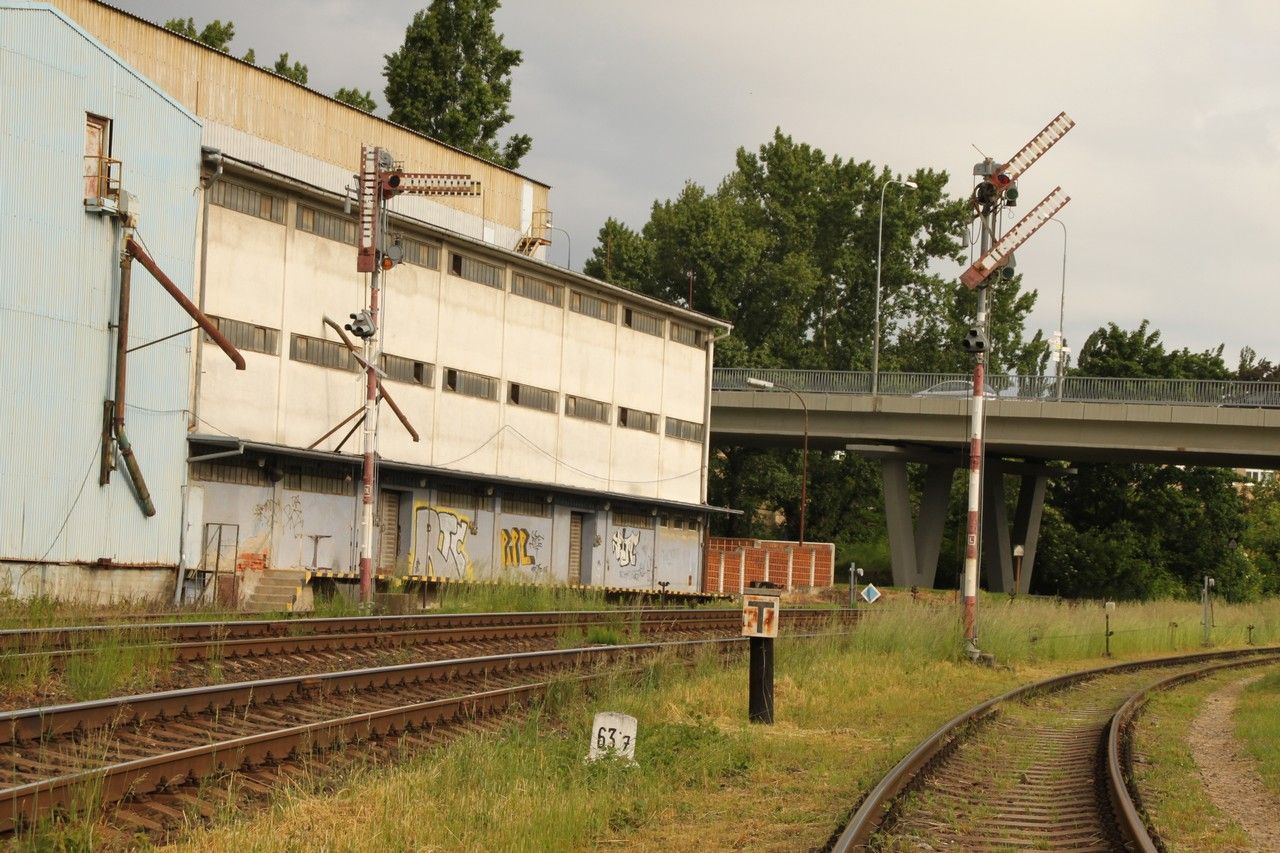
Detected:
[882,460,955,589]
[983,472,1047,594]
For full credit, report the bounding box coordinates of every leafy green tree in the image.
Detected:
[1035,461,1250,600]
[164,17,236,52]
[164,17,258,64]
[1237,346,1280,381]
[384,0,531,168]
[1073,320,1229,380]
[584,130,1048,548]
[334,87,378,113]
[273,52,308,85]
[1241,477,1280,596]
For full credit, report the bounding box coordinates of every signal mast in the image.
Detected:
[351,145,481,603]
[958,113,1073,659]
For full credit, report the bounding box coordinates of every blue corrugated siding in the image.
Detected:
[0,5,201,565]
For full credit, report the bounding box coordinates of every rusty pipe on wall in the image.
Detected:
[110,249,156,517]
[125,237,244,370]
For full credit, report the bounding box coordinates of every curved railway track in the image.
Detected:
[831,647,1280,852]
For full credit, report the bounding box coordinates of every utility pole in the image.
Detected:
[958,113,1074,659]
[352,145,481,604]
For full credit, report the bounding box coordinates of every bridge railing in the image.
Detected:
[713,368,1280,408]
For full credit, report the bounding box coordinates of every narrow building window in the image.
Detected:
[84,114,111,200]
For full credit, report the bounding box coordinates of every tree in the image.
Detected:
[164,17,236,52]
[1073,320,1229,380]
[1237,346,1280,382]
[383,0,531,168]
[273,53,308,85]
[334,88,378,113]
[584,130,1042,554]
[164,17,257,64]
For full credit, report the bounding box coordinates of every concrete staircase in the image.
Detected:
[243,568,306,612]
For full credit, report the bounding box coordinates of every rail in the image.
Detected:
[714,368,1280,408]
[829,646,1280,851]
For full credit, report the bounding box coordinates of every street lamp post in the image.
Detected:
[1047,218,1067,400]
[873,178,918,395]
[746,376,809,546]
[548,226,572,270]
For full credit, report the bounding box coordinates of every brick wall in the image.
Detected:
[704,537,835,593]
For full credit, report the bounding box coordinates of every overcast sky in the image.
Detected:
[113,0,1280,365]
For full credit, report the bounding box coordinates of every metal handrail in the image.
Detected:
[713,368,1280,408]
[84,155,122,203]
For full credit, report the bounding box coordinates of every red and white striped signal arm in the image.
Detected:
[356,144,381,273]
[960,187,1070,289]
[991,111,1075,191]
[382,173,482,198]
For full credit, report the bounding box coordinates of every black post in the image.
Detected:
[749,635,774,723]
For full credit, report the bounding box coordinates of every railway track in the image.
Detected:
[831,647,1280,852]
[0,609,853,703]
[0,607,751,654]
[0,633,778,837]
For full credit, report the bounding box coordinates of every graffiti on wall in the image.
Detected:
[500,527,545,571]
[611,528,640,568]
[410,504,475,578]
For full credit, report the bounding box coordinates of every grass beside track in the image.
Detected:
[1129,667,1274,851]
[8,594,1280,849]
[1235,668,1280,795]
[170,622,1078,852]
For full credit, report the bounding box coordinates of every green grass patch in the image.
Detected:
[1129,669,1256,852]
[434,582,629,614]
[174,634,1046,852]
[1236,668,1280,794]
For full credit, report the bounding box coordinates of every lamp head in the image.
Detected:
[746,377,774,389]
[903,180,919,189]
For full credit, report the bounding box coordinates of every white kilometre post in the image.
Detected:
[957,113,1075,658]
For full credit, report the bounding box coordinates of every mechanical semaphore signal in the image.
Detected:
[991,112,1075,191]
[355,145,482,273]
[961,187,1071,289]
[383,173,482,197]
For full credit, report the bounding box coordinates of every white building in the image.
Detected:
[27,0,731,605]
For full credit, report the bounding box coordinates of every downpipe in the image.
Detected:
[114,426,155,517]
[111,244,156,517]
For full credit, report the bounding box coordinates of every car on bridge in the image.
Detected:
[913,380,998,398]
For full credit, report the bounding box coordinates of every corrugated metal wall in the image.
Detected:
[0,5,201,565]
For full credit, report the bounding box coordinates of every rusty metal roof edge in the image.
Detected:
[75,0,548,188]
[187,434,742,516]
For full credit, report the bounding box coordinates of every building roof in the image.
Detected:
[74,0,549,189]
[2,2,199,124]
[189,435,741,515]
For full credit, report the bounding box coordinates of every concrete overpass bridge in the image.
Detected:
[710,368,1280,595]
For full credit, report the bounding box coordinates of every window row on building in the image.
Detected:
[205,314,704,441]
[209,178,707,349]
